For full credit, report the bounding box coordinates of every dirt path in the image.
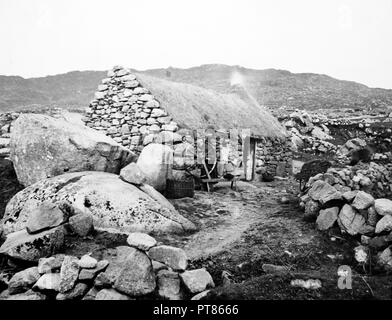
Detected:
[176,181,294,260]
[163,178,392,300]
[164,180,301,259]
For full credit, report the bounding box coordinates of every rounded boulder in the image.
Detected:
[0,171,196,236]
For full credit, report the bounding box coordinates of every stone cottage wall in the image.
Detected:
[83,66,179,154]
[84,66,293,179]
[255,136,293,177]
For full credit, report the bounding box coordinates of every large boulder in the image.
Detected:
[138,184,179,214]
[352,191,374,210]
[10,114,135,186]
[38,255,65,274]
[56,283,89,300]
[4,290,46,300]
[59,256,80,293]
[34,273,61,291]
[342,190,358,202]
[339,138,367,156]
[375,215,392,234]
[157,270,183,300]
[291,134,304,152]
[26,202,67,234]
[0,171,195,237]
[338,204,368,236]
[304,200,321,220]
[0,227,65,262]
[78,260,108,281]
[308,180,342,205]
[79,255,98,269]
[101,246,156,296]
[311,127,331,141]
[127,232,157,251]
[148,245,188,271]
[68,212,94,237]
[120,163,147,185]
[8,267,40,294]
[180,268,215,294]
[137,144,173,192]
[377,247,392,272]
[375,199,392,216]
[316,207,339,231]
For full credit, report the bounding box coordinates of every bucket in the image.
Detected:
[166,178,195,199]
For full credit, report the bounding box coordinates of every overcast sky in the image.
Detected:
[0,0,391,88]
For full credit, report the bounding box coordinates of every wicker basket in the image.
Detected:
[166,178,195,199]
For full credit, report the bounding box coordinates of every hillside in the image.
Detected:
[144,65,392,111]
[1,64,392,112]
[0,71,106,112]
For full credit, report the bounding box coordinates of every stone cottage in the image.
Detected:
[83,66,292,181]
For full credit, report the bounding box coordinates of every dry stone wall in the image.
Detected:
[0,112,18,159]
[280,109,392,162]
[0,230,215,300]
[300,162,392,200]
[299,172,392,273]
[255,136,293,177]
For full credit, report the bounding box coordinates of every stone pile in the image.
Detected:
[299,162,392,200]
[339,122,392,162]
[279,108,392,128]
[337,138,367,158]
[337,137,392,163]
[281,109,337,154]
[373,153,391,161]
[0,232,214,300]
[299,175,392,272]
[279,108,392,159]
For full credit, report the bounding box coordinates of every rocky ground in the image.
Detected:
[1,161,392,299]
[1,106,392,300]
[275,108,392,163]
[144,180,392,299]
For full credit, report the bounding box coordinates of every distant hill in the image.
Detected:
[1,64,392,113]
[144,65,392,111]
[0,71,106,112]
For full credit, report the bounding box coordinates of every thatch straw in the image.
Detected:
[136,73,287,139]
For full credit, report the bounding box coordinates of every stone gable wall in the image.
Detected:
[83,66,179,154]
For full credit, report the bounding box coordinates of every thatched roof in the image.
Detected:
[136,73,287,139]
